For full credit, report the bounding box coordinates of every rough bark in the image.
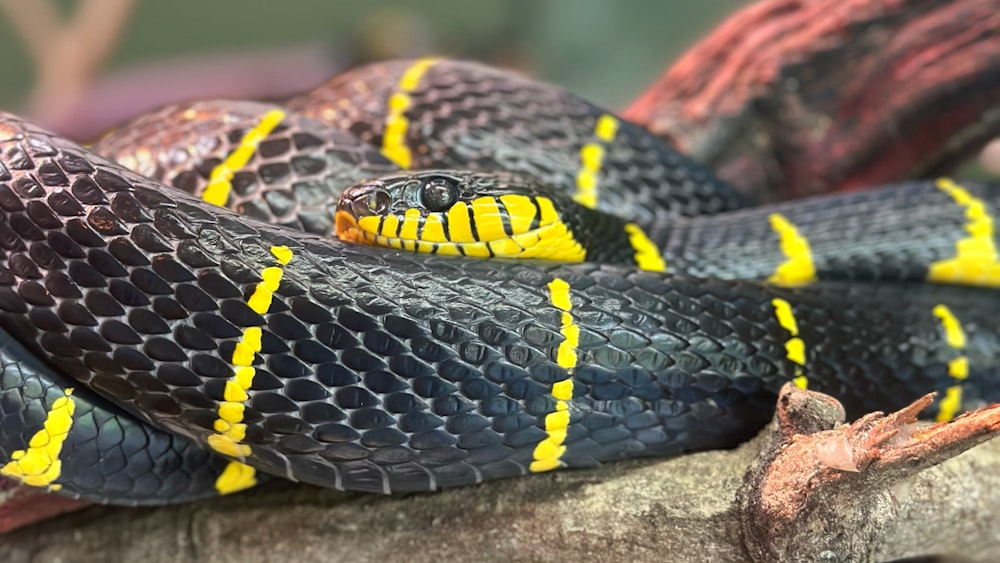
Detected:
[3,386,1000,562]
[623,0,1000,201]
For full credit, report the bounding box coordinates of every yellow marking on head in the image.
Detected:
[524,222,587,262]
[446,202,475,242]
[500,194,538,234]
[530,278,578,473]
[771,298,808,389]
[435,243,462,256]
[214,461,257,495]
[420,214,447,243]
[624,223,667,272]
[573,114,619,209]
[1,389,75,489]
[202,109,285,207]
[928,178,1000,287]
[470,197,508,241]
[357,215,380,235]
[352,195,588,262]
[399,208,422,241]
[461,242,491,258]
[208,247,295,458]
[488,238,524,256]
[536,197,560,225]
[381,58,441,168]
[767,214,817,286]
[932,303,970,422]
[380,214,401,238]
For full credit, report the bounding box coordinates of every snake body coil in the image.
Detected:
[0,58,997,502]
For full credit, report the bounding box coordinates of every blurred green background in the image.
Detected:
[0,1,992,175]
[0,1,748,125]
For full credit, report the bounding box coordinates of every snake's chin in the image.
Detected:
[334,210,365,244]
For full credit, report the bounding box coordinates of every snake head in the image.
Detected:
[335,170,585,261]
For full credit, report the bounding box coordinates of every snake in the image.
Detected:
[0,58,998,505]
[333,169,1000,286]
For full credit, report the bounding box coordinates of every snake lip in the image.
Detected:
[334,209,361,240]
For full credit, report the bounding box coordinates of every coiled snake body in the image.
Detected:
[0,58,998,504]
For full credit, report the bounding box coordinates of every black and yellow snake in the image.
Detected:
[0,58,998,504]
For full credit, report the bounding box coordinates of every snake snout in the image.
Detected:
[338,181,392,219]
[335,180,394,241]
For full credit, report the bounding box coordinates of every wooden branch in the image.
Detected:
[2,386,998,561]
[739,386,1000,560]
[623,0,1000,201]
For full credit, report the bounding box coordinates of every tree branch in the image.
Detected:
[623,0,1000,201]
[2,386,999,562]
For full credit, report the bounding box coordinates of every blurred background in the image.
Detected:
[0,0,747,139]
[0,0,995,175]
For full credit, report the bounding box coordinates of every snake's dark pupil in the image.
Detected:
[419,179,458,212]
[355,190,390,216]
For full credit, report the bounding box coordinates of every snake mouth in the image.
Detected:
[334,209,363,242]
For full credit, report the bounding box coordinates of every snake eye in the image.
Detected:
[353,189,391,217]
[418,177,459,212]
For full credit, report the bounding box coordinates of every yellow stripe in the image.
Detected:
[574,114,619,209]
[771,298,808,389]
[446,202,475,242]
[1,389,75,489]
[471,197,508,241]
[531,278,577,473]
[527,222,587,262]
[381,58,441,168]
[380,215,401,238]
[536,197,560,225]
[207,246,294,458]
[767,213,817,286]
[932,304,969,422]
[398,208,422,241]
[420,214,447,243]
[214,460,258,495]
[499,194,537,235]
[202,109,286,207]
[624,223,667,272]
[927,178,1000,287]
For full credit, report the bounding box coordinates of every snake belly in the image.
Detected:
[0,113,999,498]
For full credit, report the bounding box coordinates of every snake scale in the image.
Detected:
[0,58,998,504]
